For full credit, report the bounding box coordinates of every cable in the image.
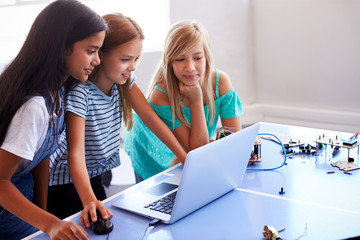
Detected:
[295,224,308,240]
[141,225,154,240]
[247,133,287,171]
[141,218,161,240]
[216,126,239,140]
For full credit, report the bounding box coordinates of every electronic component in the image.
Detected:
[343,132,358,146]
[263,225,285,240]
[249,136,262,162]
[281,144,316,155]
[299,144,316,155]
[332,146,340,157]
[215,126,239,140]
[343,138,358,146]
[248,132,287,171]
[315,132,360,162]
[261,132,304,147]
[316,133,342,146]
[331,161,360,172]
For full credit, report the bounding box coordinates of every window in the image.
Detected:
[0,0,170,63]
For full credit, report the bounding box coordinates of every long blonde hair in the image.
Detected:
[148,21,215,128]
[95,13,144,130]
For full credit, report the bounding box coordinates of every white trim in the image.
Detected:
[236,187,360,216]
[242,103,360,133]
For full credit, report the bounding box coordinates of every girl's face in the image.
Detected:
[100,39,143,86]
[64,31,105,82]
[171,42,206,86]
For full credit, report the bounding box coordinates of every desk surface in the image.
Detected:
[26,122,360,240]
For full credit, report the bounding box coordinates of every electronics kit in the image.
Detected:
[256,131,359,239]
[216,127,360,172]
[216,127,359,240]
[251,131,360,173]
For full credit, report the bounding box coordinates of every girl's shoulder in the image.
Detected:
[75,81,94,91]
[15,96,49,126]
[149,82,170,106]
[67,81,97,99]
[211,68,233,98]
[24,96,48,114]
[67,81,88,93]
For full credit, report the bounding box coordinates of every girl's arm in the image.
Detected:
[130,84,187,163]
[221,117,242,131]
[65,112,112,228]
[218,70,242,130]
[173,81,209,152]
[31,158,49,210]
[150,82,209,153]
[0,149,88,239]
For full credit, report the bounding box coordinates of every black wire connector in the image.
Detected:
[141,218,161,240]
[149,218,161,226]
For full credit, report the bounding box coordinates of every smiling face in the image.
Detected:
[99,39,143,87]
[171,41,206,87]
[64,31,105,82]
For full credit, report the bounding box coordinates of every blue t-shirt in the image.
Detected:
[49,76,135,186]
[123,69,243,180]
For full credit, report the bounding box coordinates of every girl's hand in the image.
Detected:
[178,81,203,104]
[79,200,113,228]
[47,219,88,240]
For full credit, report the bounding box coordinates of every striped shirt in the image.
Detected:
[49,76,135,186]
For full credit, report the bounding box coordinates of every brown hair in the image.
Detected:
[0,0,107,145]
[95,13,144,130]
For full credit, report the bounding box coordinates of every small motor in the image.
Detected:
[249,136,262,163]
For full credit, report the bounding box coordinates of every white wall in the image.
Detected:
[252,0,360,132]
[134,51,162,94]
[135,0,360,133]
[2,1,358,133]
[169,0,255,104]
[136,0,253,101]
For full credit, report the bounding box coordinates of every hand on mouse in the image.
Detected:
[87,210,113,235]
[80,200,113,228]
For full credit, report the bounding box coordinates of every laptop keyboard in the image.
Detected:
[144,191,177,215]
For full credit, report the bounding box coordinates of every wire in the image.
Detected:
[247,133,287,171]
[216,126,239,140]
[141,218,161,240]
[295,224,308,240]
[141,225,155,240]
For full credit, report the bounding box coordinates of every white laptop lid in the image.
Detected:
[112,123,260,224]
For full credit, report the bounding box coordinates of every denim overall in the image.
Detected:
[0,91,65,240]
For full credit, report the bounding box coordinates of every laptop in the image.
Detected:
[113,123,260,224]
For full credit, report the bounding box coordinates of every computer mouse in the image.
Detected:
[89,210,114,235]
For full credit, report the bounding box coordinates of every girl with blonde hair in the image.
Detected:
[124,20,243,181]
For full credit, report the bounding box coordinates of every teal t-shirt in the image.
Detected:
[123,69,243,179]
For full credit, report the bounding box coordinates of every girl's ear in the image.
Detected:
[64,47,73,56]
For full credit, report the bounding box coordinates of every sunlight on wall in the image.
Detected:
[0,0,169,63]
